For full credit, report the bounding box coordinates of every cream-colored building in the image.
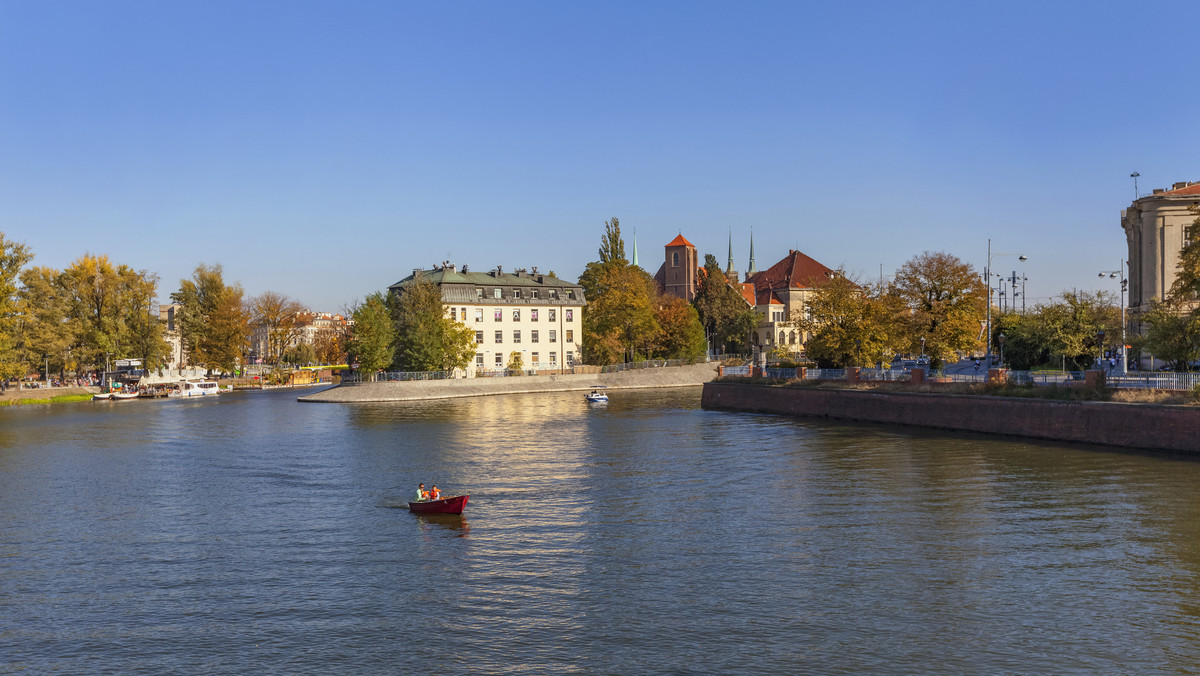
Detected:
[1122,180,1200,313]
[744,249,834,354]
[389,263,586,374]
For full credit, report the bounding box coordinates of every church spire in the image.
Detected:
[747,227,758,277]
[631,228,639,267]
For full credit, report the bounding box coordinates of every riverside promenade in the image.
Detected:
[298,362,717,403]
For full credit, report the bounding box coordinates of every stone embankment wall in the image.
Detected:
[299,362,717,403]
[702,381,1200,454]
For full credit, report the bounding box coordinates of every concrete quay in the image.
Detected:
[297,362,717,403]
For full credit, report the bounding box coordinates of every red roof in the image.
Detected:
[739,283,756,306]
[746,249,834,291]
[665,234,695,248]
[1160,182,1200,196]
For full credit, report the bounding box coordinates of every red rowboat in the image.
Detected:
[408,495,469,515]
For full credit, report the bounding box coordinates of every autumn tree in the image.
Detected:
[251,291,307,367]
[312,324,347,364]
[119,269,170,372]
[892,251,986,366]
[389,280,475,372]
[579,217,660,364]
[17,266,72,377]
[171,264,250,373]
[1139,294,1200,370]
[692,254,757,353]
[346,292,395,379]
[794,272,902,368]
[0,233,34,379]
[652,294,706,360]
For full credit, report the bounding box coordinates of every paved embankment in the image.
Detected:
[298,362,717,403]
[702,380,1200,454]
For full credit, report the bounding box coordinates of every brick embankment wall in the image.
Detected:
[701,381,1200,454]
[298,362,717,403]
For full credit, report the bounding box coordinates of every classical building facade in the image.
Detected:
[389,264,586,374]
[1122,180,1200,313]
[744,249,835,353]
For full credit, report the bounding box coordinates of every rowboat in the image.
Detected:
[111,391,140,400]
[408,495,469,515]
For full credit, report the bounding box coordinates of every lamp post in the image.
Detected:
[998,333,1006,367]
[1098,261,1128,375]
[1097,329,1106,369]
[984,239,1028,367]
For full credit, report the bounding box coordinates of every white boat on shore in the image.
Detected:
[169,379,222,398]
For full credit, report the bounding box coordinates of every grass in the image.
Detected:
[718,376,1200,406]
[0,393,96,406]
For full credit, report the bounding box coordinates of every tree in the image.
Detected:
[892,251,986,366]
[506,351,525,374]
[16,266,71,378]
[347,292,395,379]
[0,233,34,379]
[58,254,126,369]
[652,294,706,360]
[1037,290,1118,370]
[1138,294,1200,370]
[171,264,250,373]
[794,272,901,368]
[119,269,170,372]
[693,254,757,353]
[579,218,660,364]
[312,325,347,364]
[390,280,476,372]
[251,291,307,367]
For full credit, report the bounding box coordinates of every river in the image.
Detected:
[2,386,1200,673]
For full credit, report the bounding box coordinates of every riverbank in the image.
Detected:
[0,386,97,406]
[298,362,717,402]
[702,380,1200,454]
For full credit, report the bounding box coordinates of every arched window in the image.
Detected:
[779,330,786,344]
[672,252,679,267]
[789,331,797,345]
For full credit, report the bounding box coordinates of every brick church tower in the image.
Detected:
[656,233,699,301]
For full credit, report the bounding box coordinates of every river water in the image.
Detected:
[3,386,1200,673]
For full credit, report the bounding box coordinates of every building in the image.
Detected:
[1122,180,1200,314]
[388,263,586,374]
[744,249,835,353]
[158,304,184,369]
[249,311,350,364]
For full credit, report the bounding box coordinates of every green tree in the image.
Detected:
[347,292,395,379]
[390,280,475,372]
[1037,290,1118,370]
[579,218,659,364]
[892,251,986,366]
[171,264,250,373]
[692,254,758,353]
[506,351,525,374]
[1139,294,1200,370]
[0,233,34,379]
[119,269,170,372]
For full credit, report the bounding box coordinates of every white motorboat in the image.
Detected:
[585,386,609,403]
[169,379,222,397]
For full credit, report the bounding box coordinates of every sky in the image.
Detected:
[2,1,1197,312]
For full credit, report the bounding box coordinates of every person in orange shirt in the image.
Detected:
[428,484,441,501]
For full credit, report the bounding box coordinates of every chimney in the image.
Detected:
[462,264,469,273]
[1174,182,1188,190]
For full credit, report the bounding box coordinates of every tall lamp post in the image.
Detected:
[1099,261,1129,375]
[984,239,1028,367]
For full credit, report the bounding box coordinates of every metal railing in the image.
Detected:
[720,365,1200,392]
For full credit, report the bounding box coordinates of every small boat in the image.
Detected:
[408,495,469,515]
[92,392,113,401]
[169,379,222,397]
[111,391,140,400]
[585,385,608,403]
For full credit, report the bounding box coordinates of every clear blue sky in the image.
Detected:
[2,1,1197,311]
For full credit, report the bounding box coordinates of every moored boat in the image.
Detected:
[408,495,469,515]
[169,379,222,397]
[111,391,140,400]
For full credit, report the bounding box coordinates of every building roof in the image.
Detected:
[390,265,580,290]
[1158,181,1200,197]
[665,234,695,248]
[746,249,834,291]
[738,283,756,306]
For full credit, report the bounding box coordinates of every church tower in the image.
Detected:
[725,228,738,283]
[662,233,699,301]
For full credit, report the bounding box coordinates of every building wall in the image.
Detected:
[1122,183,1200,312]
[451,299,581,372]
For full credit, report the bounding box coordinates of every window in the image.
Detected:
[549,309,557,322]
[672,252,679,267]
[566,309,573,321]
[772,310,784,322]
[565,330,573,342]
[549,289,558,299]
[494,330,503,343]
[567,351,574,365]
[476,288,483,299]
[513,330,521,343]
[475,331,484,344]
[549,352,557,365]
[476,353,484,368]
[495,354,503,367]
[475,309,483,322]
[531,290,539,299]
[549,330,557,343]
[494,288,502,299]
[531,352,539,366]
[451,308,459,321]
[513,309,520,322]
[779,330,786,344]
[494,309,503,322]
[531,330,539,343]
[513,289,522,299]
[568,290,576,300]
[530,309,538,321]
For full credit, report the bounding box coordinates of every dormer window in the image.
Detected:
[494,288,502,299]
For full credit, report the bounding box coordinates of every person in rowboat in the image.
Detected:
[415,483,428,502]
[428,485,441,501]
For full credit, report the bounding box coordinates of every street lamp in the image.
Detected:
[997,333,1006,367]
[985,239,1027,368]
[1097,329,1106,368]
[1098,261,1128,375]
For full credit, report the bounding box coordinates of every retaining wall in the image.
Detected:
[299,362,717,403]
[701,381,1200,454]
